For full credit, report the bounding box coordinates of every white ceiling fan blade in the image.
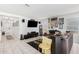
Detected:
[25,4,30,7]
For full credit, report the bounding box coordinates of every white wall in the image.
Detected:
[59,13,79,43]
[19,18,40,35]
[39,18,49,34]
[0,12,22,39]
[1,15,20,39]
[38,12,79,43]
[38,17,66,34]
[0,12,41,39]
[0,16,1,41]
[57,13,79,43]
[1,8,79,41]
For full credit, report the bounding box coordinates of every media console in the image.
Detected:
[20,32,39,40]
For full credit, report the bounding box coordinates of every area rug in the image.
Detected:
[27,40,42,53]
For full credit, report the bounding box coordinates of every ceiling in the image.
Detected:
[0,4,79,19]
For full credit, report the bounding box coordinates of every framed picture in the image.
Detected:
[51,17,58,28]
[59,18,64,29]
[59,18,64,24]
[48,17,58,29]
[48,18,51,29]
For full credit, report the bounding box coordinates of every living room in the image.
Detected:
[0,4,79,54]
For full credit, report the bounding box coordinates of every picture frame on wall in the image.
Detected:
[59,18,64,29]
[48,18,51,29]
[48,17,58,29]
[59,18,64,24]
[51,17,58,28]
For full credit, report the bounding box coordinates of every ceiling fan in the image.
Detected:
[25,4,30,7]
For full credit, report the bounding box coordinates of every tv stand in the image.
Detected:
[20,32,38,40]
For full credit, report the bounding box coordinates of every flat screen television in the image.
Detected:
[27,20,38,27]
